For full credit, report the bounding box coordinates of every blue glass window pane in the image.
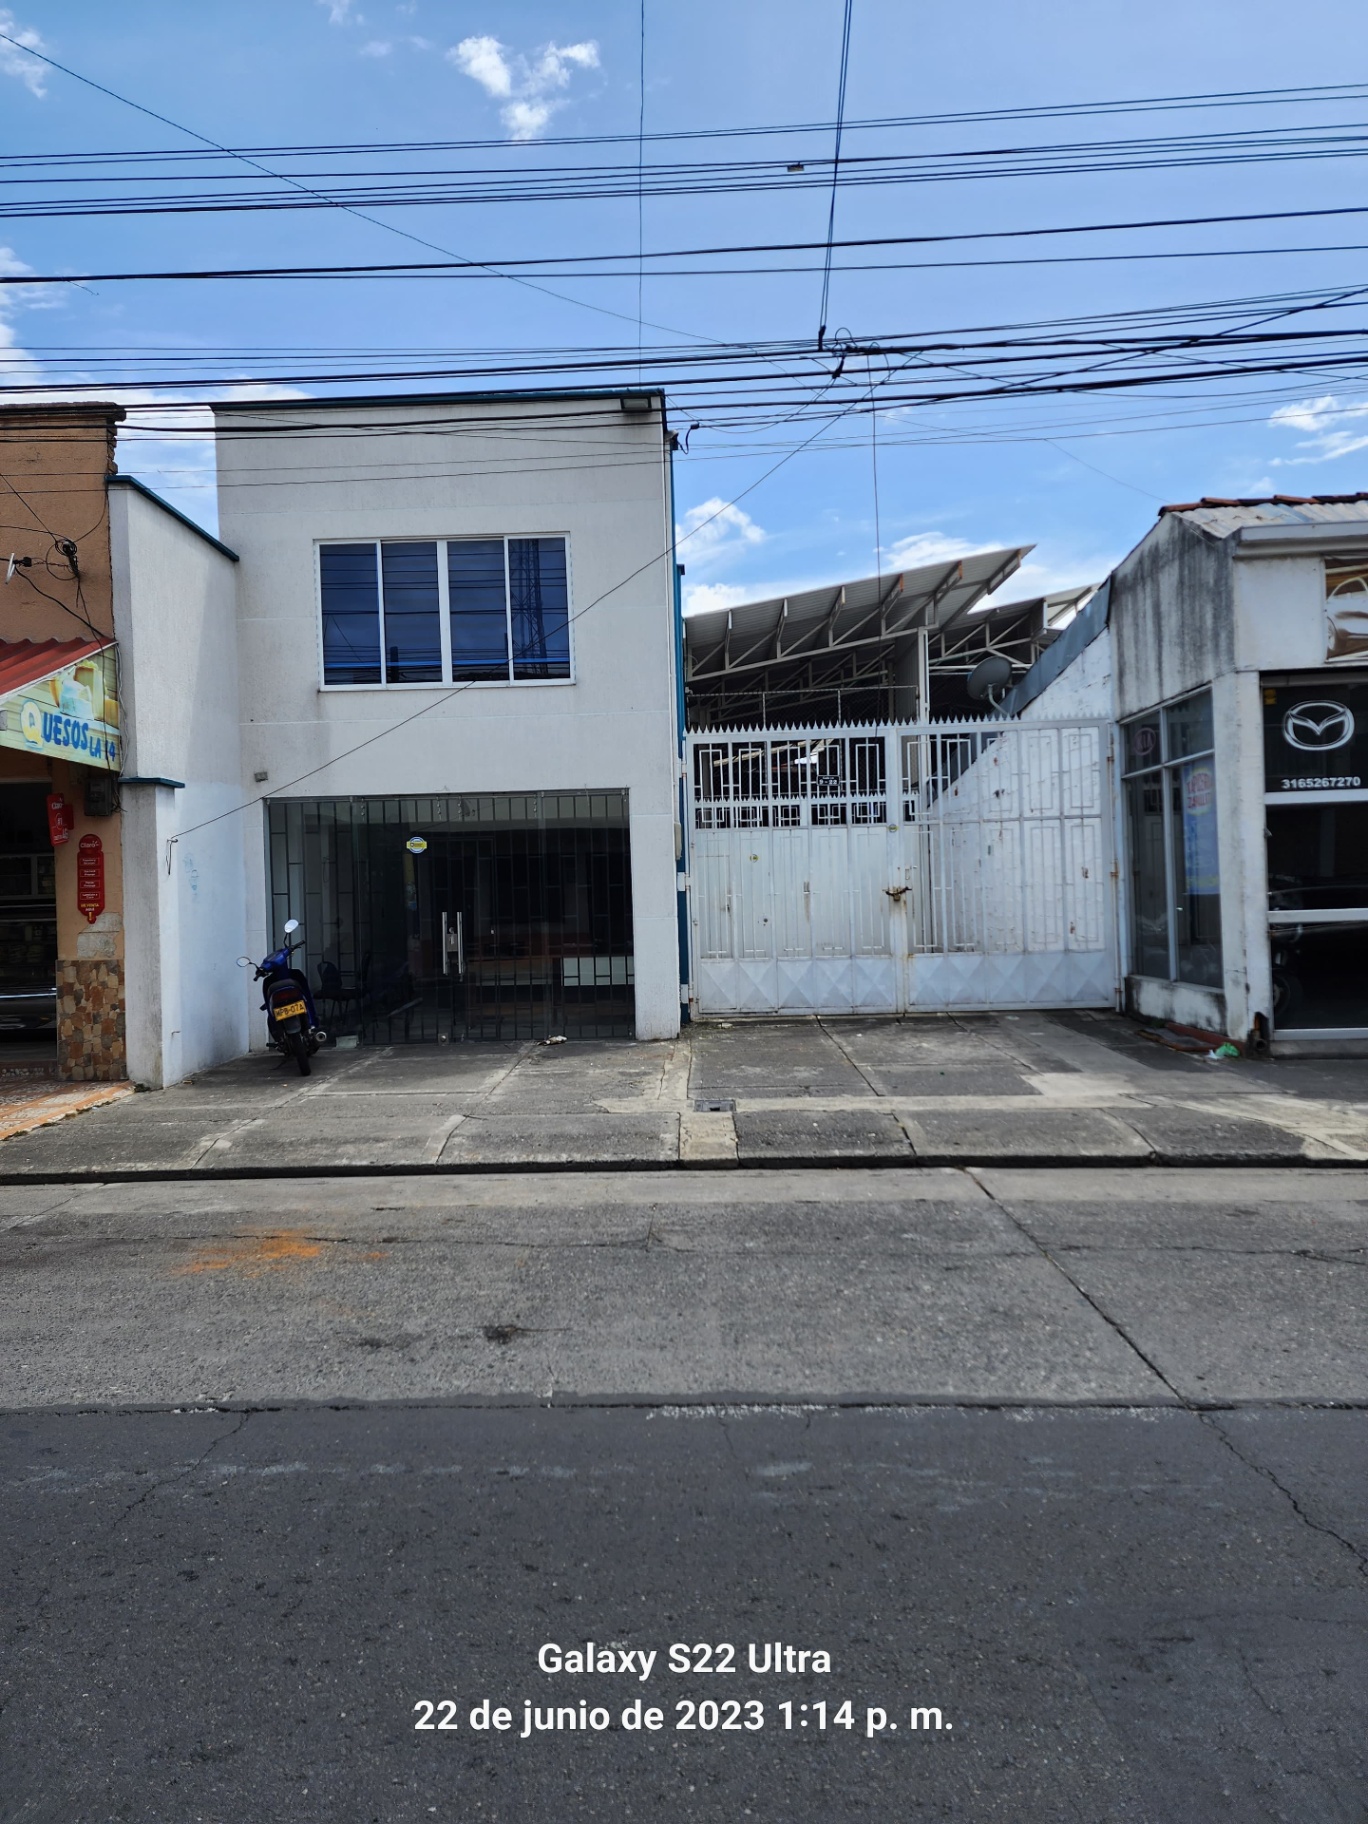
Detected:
[320,543,381,685]
[381,542,442,683]
[448,539,510,679]
[509,538,570,679]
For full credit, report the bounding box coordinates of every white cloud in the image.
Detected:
[316,0,361,24]
[453,33,513,97]
[678,497,766,560]
[0,9,46,96]
[1269,394,1368,466]
[880,531,978,570]
[360,39,392,57]
[682,581,753,616]
[449,34,600,140]
[883,528,1110,605]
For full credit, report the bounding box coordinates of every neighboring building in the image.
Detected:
[109,474,245,1087]
[0,402,247,1087]
[679,552,1116,1020]
[0,404,127,1080]
[681,551,1046,726]
[211,390,683,1050]
[1007,493,1368,1051]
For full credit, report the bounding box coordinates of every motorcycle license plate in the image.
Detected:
[273,999,307,1021]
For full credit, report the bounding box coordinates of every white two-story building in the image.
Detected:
[115,389,684,1084]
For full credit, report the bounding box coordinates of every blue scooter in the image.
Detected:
[240,918,325,1076]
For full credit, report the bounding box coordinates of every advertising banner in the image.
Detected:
[1180,760,1220,893]
[0,646,120,769]
[76,833,106,923]
[1263,678,1368,794]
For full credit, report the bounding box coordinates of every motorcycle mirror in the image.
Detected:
[237,956,253,968]
[284,919,300,934]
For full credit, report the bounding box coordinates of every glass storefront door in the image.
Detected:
[266,792,635,1043]
[1266,799,1368,1030]
[1263,675,1368,1035]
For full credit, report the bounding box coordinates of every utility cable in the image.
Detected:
[2,80,1367,165]
[0,27,720,348]
[638,0,647,380]
[817,0,855,349]
[163,358,918,857]
[7,203,1368,288]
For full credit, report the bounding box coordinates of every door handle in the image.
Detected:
[442,910,464,978]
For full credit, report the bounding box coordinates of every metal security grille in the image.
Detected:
[267,793,634,1042]
[686,720,1117,1014]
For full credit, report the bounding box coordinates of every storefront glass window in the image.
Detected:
[1267,802,1368,910]
[1123,714,1160,773]
[1171,758,1222,986]
[1121,689,1222,986]
[1166,692,1214,760]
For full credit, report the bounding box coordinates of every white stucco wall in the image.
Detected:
[213,395,681,1041]
[1233,551,1334,671]
[110,481,248,1086]
[1019,623,1115,722]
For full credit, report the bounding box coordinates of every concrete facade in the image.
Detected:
[0,404,128,1080]
[109,478,246,1088]
[1021,498,1368,1048]
[213,392,682,1044]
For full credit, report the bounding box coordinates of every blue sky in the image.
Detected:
[1,0,1366,610]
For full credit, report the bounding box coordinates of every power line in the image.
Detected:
[7,203,1368,288]
[16,123,1368,218]
[0,27,719,348]
[163,355,922,852]
[3,79,1366,166]
[818,0,856,349]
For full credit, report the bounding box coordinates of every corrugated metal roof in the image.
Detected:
[683,547,1030,681]
[1158,493,1368,537]
[0,636,112,700]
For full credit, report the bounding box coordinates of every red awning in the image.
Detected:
[0,636,113,698]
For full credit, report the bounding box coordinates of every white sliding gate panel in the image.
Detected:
[687,720,1117,1015]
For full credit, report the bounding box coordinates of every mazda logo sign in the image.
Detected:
[1283,700,1356,751]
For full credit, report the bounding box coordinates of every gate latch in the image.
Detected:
[884,884,909,902]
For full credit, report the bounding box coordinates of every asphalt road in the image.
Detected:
[2,1403,1364,1823]
[2,1165,1366,1821]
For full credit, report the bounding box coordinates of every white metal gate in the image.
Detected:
[686,719,1117,1014]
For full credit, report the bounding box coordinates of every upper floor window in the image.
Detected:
[319,536,571,688]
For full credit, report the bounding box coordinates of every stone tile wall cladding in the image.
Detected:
[56,959,127,1082]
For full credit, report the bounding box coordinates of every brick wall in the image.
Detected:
[56,959,127,1082]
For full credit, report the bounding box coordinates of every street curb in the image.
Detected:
[0,1149,1363,1185]
[5,1393,1364,1422]
[11,1394,1368,1417]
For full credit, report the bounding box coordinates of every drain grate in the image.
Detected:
[694,1097,735,1113]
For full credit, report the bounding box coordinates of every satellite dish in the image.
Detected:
[966,655,1014,707]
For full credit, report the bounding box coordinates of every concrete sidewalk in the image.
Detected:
[1,1011,1366,1178]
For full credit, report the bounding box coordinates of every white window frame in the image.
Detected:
[315,534,576,692]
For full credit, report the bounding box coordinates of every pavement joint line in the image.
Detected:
[5,1395,1368,1418]
[815,1016,882,1094]
[967,1167,1196,1409]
